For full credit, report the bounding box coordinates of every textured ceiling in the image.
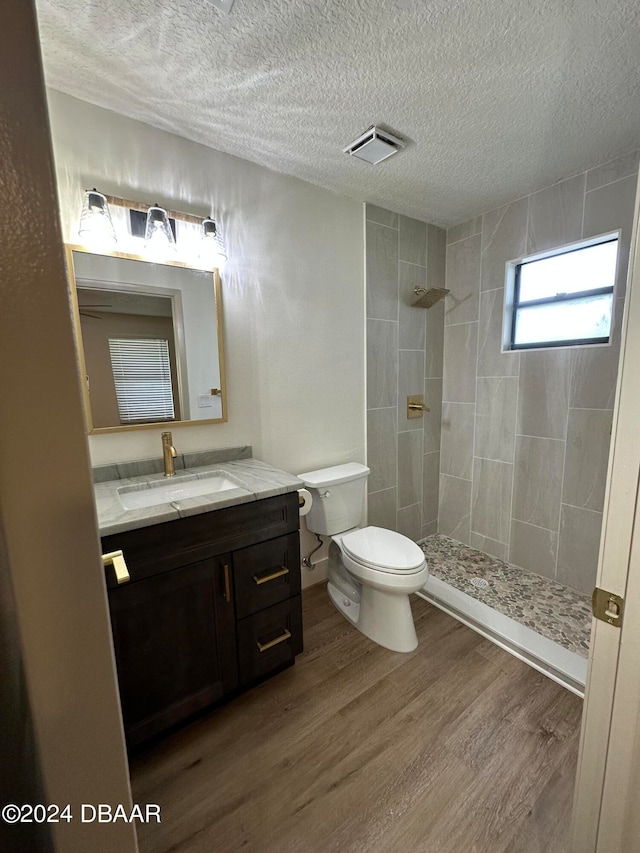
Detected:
[36,0,640,226]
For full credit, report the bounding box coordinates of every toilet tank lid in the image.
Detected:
[298,462,370,488]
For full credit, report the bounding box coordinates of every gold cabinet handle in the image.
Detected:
[256,629,291,653]
[223,564,232,602]
[102,550,130,585]
[253,566,289,586]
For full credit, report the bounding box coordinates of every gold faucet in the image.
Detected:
[161,431,177,477]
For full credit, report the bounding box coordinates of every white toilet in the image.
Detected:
[298,463,428,653]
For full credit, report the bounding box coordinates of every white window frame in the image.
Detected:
[502,230,621,354]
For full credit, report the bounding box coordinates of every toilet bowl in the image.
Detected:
[298,463,428,653]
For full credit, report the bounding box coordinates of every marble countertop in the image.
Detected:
[95,457,303,537]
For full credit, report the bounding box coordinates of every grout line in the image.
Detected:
[399,259,427,269]
[514,433,566,442]
[440,472,473,484]
[444,319,480,329]
[366,316,398,324]
[508,338,522,557]
[446,230,482,247]
[398,348,427,353]
[513,517,560,534]
[473,455,514,466]
[561,501,604,515]
[581,175,587,238]
[368,485,396,497]
[395,224,400,529]
[584,171,639,194]
[367,405,398,412]
[568,406,614,412]
[365,218,398,231]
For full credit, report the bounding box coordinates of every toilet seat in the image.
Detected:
[341,526,425,574]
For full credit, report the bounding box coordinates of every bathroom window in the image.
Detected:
[507,233,619,350]
[108,337,176,424]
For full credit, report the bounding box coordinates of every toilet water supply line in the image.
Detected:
[302,534,324,570]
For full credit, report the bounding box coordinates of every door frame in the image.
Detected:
[571,169,640,851]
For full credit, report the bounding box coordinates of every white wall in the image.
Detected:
[47,90,366,583]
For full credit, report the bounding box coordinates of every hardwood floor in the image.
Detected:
[130,584,583,853]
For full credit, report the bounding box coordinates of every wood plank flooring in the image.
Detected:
[130,584,583,853]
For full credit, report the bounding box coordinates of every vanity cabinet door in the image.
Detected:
[236,596,303,687]
[232,532,301,619]
[108,555,237,747]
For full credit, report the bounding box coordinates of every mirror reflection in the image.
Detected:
[67,247,226,433]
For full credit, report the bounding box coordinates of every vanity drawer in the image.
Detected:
[237,596,303,687]
[232,532,301,619]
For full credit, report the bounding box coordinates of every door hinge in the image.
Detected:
[592,587,624,628]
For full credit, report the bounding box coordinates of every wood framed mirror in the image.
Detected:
[66,245,226,433]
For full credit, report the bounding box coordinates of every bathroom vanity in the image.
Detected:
[95,454,303,747]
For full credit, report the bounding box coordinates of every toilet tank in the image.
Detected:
[298,463,370,535]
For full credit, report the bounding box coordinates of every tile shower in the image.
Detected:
[365,150,639,655]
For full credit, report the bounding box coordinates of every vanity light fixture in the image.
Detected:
[78,188,117,249]
[78,191,229,266]
[200,217,227,267]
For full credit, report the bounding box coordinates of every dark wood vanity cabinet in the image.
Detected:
[102,492,302,746]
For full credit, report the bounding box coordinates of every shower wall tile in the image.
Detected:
[443,321,478,403]
[426,300,445,378]
[439,474,471,544]
[398,262,427,349]
[427,224,447,290]
[444,233,481,326]
[367,407,397,493]
[477,288,519,377]
[367,319,398,409]
[475,376,518,463]
[439,156,633,594]
[583,174,637,296]
[480,197,528,291]
[423,451,440,523]
[562,408,613,512]
[440,402,475,480]
[517,350,571,440]
[368,487,397,531]
[366,221,398,321]
[447,216,483,245]
[469,532,508,562]
[398,350,426,431]
[399,215,427,266]
[398,430,423,508]
[471,458,513,543]
[421,520,438,539]
[570,298,623,409]
[423,378,443,454]
[366,203,399,229]
[586,151,639,192]
[509,519,558,580]
[397,503,422,541]
[527,173,585,254]
[366,206,445,535]
[557,504,603,595]
[512,436,564,531]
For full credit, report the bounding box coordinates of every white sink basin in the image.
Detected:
[118,472,242,511]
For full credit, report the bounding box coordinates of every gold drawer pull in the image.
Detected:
[223,564,232,603]
[102,550,130,585]
[253,566,289,586]
[256,629,291,653]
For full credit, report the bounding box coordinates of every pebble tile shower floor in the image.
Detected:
[418,534,592,657]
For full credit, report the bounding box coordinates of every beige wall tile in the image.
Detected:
[509,519,558,580]
[471,457,513,543]
[398,430,423,508]
[368,487,397,531]
[527,173,585,254]
[367,319,398,409]
[447,216,482,245]
[397,503,422,541]
[399,214,427,265]
[557,504,603,594]
[426,300,445,378]
[481,198,528,291]
[441,402,475,479]
[469,532,508,562]
[399,262,427,349]
[517,350,571,440]
[365,203,399,228]
[445,234,481,325]
[585,152,639,192]
[423,451,440,523]
[443,321,478,403]
[366,221,398,321]
[477,288,519,377]
[398,350,426,431]
[367,407,397,493]
[423,378,443,454]
[439,474,471,544]
[563,408,613,512]
[512,435,564,530]
[475,376,518,462]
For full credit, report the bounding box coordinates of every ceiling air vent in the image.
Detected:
[344,126,405,165]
